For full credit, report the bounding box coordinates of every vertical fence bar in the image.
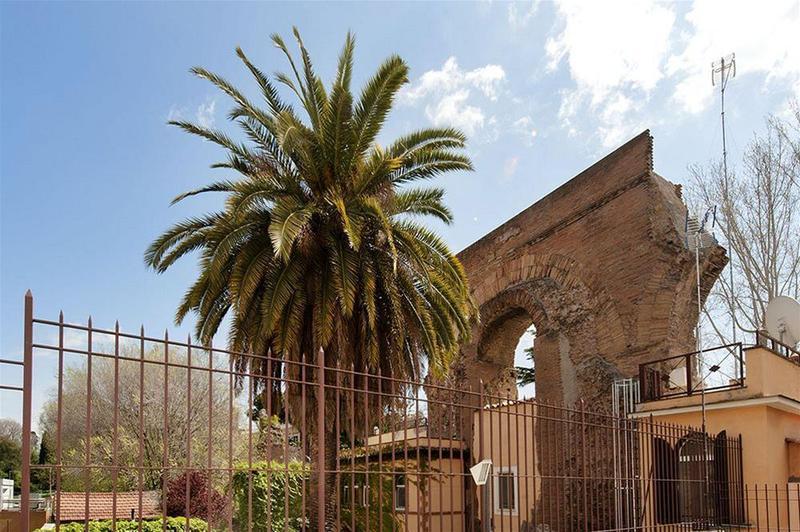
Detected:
[112,321,120,531]
[366,369,373,532]
[85,316,93,530]
[206,342,213,529]
[283,359,289,532]
[265,355,273,527]
[55,311,64,531]
[185,336,192,531]
[20,291,33,532]
[580,401,589,531]
[227,354,234,531]
[138,326,145,531]
[317,347,326,532]
[162,331,169,532]
[301,353,308,524]
[350,363,356,532]
[334,359,341,529]
[377,368,384,531]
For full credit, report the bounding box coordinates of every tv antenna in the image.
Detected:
[686,205,717,516]
[712,53,737,342]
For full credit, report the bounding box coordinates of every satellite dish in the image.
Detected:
[765,296,800,347]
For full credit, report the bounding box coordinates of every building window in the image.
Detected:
[394,474,406,511]
[494,466,518,514]
[789,441,800,482]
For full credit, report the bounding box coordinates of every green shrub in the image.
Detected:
[232,460,310,531]
[35,516,209,532]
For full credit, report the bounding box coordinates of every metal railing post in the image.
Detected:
[317,347,326,532]
[21,290,33,532]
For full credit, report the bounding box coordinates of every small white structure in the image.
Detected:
[1,478,14,510]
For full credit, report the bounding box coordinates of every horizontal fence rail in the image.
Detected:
[6,294,796,530]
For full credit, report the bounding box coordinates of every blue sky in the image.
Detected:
[1,1,798,422]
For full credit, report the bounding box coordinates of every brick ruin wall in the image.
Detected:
[454,130,728,409]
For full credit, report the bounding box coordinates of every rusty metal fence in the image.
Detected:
[6,293,797,530]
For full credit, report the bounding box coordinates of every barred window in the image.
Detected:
[494,467,517,514]
[394,474,406,511]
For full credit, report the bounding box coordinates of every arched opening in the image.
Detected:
[514,325,536,398]
[476,299,542,401]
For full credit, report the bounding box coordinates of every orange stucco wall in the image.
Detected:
[635,346,800,487]
[471,401,539,530]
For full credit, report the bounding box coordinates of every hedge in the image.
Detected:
[232,460,310,531]
[35,516,209,532]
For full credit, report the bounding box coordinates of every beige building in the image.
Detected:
[633,342,800,487]
[471,401,538,531]
[342,427,466,531]
[353,338,800,531]
[633,339,800,528]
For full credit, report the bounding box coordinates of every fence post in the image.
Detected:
[317,347,326,532]
[21,290,33,532]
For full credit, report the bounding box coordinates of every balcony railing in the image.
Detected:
[639,343,744,402]
[756,330,800,364]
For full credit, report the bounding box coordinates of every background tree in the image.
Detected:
[0,419,22,486]
[0,418,22,446]
[38,345,244,491]
[515,327,536,387]
[165,471,229,527]
[146,28,476,523]
[689,104,800,345]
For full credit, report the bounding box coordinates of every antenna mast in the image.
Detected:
[712,53,737,342]
[688,205,717,525]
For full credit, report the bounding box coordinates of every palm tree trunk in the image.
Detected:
[309,423,338,530]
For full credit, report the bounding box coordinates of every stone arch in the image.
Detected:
[455,131,727,407]
[465,253,627,406]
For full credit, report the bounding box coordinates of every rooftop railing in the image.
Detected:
[755,330,800,364]
[639,343,744,403]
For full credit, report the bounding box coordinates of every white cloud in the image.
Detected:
[401,57,506,103]
[503,156,520,178]
[512,116,538,145]
[425,89,486,135]
[546,0,800,147]
[166,98,217,129]
[166,105,186,122]
[195,98,216,129]
[546,0,675,147]
[508,1,540,30]
[667,0,800,113]
[400,57,506,137]
[465,64,506,101]
[547,0,675,104]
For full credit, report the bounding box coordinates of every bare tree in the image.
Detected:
[38,345,246,491]
[689,103,800,345]
[0,419,22,446]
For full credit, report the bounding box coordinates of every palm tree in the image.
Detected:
[145,28,476,524]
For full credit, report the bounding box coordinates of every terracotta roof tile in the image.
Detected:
[57,491,160,522]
